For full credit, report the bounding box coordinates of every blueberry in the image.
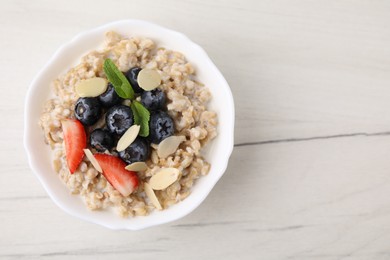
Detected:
[74,97,101,126]
[149,111,174,144]
[89,129,115,152]
[119,137,150,164]
[125,67,143,93]
[105,105,133,135]
[99,83,123,107]
[141,89,166,111]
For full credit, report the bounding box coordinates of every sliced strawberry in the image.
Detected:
[94,154,139,196]
[62,119,87,174]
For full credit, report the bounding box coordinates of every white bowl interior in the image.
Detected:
[24,20,234,230]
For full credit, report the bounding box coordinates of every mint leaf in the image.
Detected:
[103,59,134,100]
[131,101,150,137]
[132,103,141,125]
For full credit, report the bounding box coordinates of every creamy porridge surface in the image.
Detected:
[39,31,217,217]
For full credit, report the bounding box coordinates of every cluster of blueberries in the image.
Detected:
[74,67,174,164]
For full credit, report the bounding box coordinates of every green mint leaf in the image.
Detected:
[130,101,150,137]
[103,59,134,100]
[132,103,141,125]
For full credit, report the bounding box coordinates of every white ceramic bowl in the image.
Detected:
[24,20,234,230]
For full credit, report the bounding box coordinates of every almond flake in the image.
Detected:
[137,69,161,91]
[125,162,148,172]
[116,125,140,152]
[144,182,162,210]
[75,77,108,97]
[83,149,102,173]
[157,135,186,159]
[149,168,180,190]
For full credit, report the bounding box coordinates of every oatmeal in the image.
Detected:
[39,31,217,217]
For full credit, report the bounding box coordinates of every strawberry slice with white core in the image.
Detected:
[94,154,139,196]
[62,119,87,174]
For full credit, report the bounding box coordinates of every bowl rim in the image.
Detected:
[24,19,235,230]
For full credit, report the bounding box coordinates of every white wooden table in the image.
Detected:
[3,0,390,259]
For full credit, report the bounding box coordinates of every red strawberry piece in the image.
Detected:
[62,119,87,174]
[94,154,139,196]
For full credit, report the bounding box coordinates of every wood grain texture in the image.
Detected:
[2,0,390,259]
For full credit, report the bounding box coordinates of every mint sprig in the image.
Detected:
[131,101,150,137]
[103,59,150,137]
[103,59,134,100]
